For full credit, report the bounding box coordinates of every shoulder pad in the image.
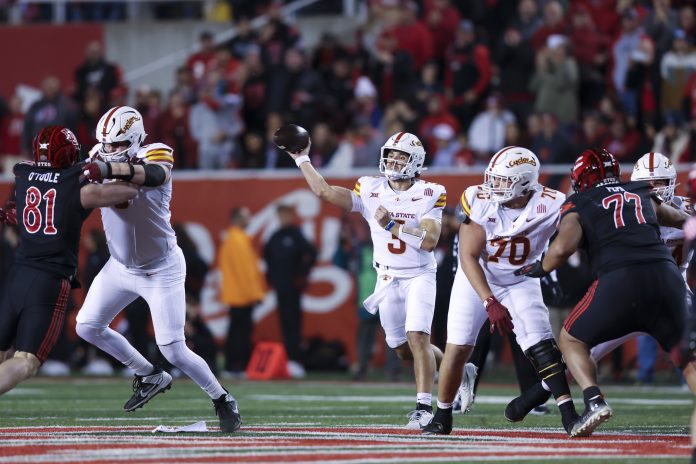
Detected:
[353,177,364,197]
[137,143,174,166]
[538,186,565,202]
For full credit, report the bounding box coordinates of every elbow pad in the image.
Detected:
[143,164,167,187]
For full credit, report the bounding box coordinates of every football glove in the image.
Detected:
[83,160,110,182]
[540,271,564,307]
[484,295,514,335]
[514,260,547,278]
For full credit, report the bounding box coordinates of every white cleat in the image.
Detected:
[457,363,478,414]
[404,410,434,430]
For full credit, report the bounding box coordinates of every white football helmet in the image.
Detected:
[379,132,426,180]
[483,146,540,203]
[631,152,676,203]
[95,106,147,162]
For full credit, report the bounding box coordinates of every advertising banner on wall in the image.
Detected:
[0,168,691,363]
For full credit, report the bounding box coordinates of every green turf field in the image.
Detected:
[0,376,692,463]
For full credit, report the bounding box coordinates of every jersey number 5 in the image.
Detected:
[23,186,58,235]
[602,192,646,229]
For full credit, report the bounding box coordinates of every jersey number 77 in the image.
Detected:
[602,192,646,229]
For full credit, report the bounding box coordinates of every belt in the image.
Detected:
[374,261,421,271]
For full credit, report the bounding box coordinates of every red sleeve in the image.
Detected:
[471,45,492,96]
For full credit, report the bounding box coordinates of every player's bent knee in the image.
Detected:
[158,340,188,366]
[13,351,41,378]
[393,343,413,360]
[75,321,98,342]
[525,338,566,382]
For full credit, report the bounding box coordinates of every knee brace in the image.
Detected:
[524,338,566,383]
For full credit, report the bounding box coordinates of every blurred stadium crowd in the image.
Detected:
[1,0,696,172]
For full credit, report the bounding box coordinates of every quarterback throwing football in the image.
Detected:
[286,131,445,429]
[76,106,241,433]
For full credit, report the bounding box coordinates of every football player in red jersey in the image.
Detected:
[517,148,693,437]
[0,126,138,396]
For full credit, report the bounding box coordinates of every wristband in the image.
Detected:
[396,225,426,249]
[295,155,311,167]
[111,163,135,181]
[384,220,396,232]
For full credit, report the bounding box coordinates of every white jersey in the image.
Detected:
[661,195,693,279]
[351,176,446,276]
[460,184,565,286]
[101,143,177,268]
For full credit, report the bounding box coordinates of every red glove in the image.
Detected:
[484,295,514,335]
[0,201,17,226]
[83,160,109,182]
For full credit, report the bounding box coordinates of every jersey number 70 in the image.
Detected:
[23,186,58,235]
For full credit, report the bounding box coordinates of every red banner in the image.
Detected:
[0,25,103,98]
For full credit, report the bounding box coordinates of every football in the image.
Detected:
[273,124,310,153]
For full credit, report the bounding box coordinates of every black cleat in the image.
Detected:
[124,368,172,412]
[213,393,242,433]
[421,408,453,435]
[569,397,612,438]
[421,420,452,435]
[504,383,552,422]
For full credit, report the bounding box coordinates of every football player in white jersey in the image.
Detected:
[284,131,445,429]
[76,106,241,433]
[422,146,581,436]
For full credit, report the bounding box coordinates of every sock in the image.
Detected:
[126,355,155,377]
[433,406,453,423]
[582,386,602,408]
[159,341,227,399]
[416,393,432,411]
[559,399,579,433]
[437,401,453,410]
[523,383,552,409]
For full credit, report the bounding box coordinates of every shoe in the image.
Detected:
[505,383,552,422]
[529,404,551,415]
[404,409,434,430]
[213,393,242,432]
[123,368,172,412]
[287,360,306,379]
[457,363,478,414]
[569,397,613,438]
[421,409,453,435]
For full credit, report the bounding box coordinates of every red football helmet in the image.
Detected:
[571,148,620,193]
[32,126,81,168]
